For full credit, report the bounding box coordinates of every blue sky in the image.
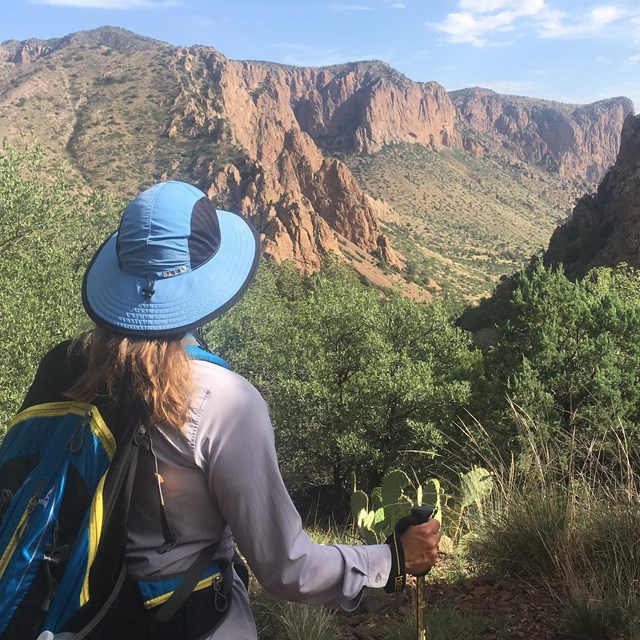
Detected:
[3,0,640,109]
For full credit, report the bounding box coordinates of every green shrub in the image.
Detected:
[0,145,121,429]
[478,263,640,458]
[207,257,481,498]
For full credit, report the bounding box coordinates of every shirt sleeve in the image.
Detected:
[196,371,391,609]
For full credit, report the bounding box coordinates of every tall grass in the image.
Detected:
[559,499,640,639]
[249,581,340,640]
[248,525,349,640]
[461,405,640,639]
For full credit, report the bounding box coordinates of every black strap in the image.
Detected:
[72,420,144,638]
[73,562,128,640]
[232,551,249,590]
[153,542,219,624]
[145,432,180,554]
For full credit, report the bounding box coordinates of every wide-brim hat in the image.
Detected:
[82,181,261,337]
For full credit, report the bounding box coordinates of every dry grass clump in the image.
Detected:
[462,409,640,639]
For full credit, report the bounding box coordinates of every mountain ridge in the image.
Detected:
[0,26,633,301]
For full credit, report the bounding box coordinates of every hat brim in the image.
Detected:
[82,209,261,337]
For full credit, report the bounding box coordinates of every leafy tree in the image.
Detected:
[478,262,640,454]
[207,257,481,495]
[0,144,121,430]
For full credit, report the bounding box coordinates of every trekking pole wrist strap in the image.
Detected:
[383,529,406,593]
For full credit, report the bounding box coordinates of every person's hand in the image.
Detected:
[399,518,441,575]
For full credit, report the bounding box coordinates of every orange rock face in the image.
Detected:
[544,113,640,277]
[452,88,633,183]
[0,29,632,279]
[168,50,421,269]
[0,39,53,64]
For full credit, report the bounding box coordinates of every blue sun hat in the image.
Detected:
[82,181,261,336]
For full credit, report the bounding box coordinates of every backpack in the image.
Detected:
[0,340,233,640]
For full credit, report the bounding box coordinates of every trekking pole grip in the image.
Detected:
[410,505,435,640]
[411,505,434,524]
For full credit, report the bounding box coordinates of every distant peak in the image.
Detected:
[61,26,169,52]
[450,86,634,115]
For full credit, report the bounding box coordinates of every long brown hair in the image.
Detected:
[66,326,193,431]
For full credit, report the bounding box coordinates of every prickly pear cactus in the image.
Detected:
[351,469,440,543]
[381,469,410,507]
[350,490,368,518]
[371,486,383,510]
[459,466,493,510]
[351,466,492,549]
[357,509,379,544]
[421,477,443,523]
[446,466,493,545]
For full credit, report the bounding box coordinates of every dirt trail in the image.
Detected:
[337,574,563,639]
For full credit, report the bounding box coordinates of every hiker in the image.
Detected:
[21,181,441,639]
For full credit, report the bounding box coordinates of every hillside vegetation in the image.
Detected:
[0,33,246,198]
[344,143,585,303]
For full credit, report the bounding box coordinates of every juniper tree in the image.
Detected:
[478,262,640,457]
[207,257,480,495]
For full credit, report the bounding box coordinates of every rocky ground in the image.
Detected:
[336,556,563,640]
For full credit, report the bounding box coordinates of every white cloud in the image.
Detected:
[431,0,546,46]
[458,0,544,15]
[628,53,640,63]
[390,2,406,8]
[459,0,511,12]
[31,0,176,7]
[431,1,630,46]
[537,5,626,38]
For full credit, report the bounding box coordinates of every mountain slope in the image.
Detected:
[0,27,632,302]
[451,88,633,182]
[343,143,580,302]
[543,113,640,278]
[459,113,640,333]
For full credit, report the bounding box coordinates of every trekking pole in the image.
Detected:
[411,506,435,640]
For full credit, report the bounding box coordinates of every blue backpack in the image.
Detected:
[0,340,231,640]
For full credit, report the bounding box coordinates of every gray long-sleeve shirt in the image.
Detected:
[126,358,392,639]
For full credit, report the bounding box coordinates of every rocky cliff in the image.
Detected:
[543,114,640,278]
[0,27,633,290]
[0,39,56,64]
[451,88,633,183]
[459,113,640,335]
[293,62,460,154]
[165,47,399,268]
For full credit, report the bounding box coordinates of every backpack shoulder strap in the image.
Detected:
[68,418,147,639]
[183,345,230,370]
